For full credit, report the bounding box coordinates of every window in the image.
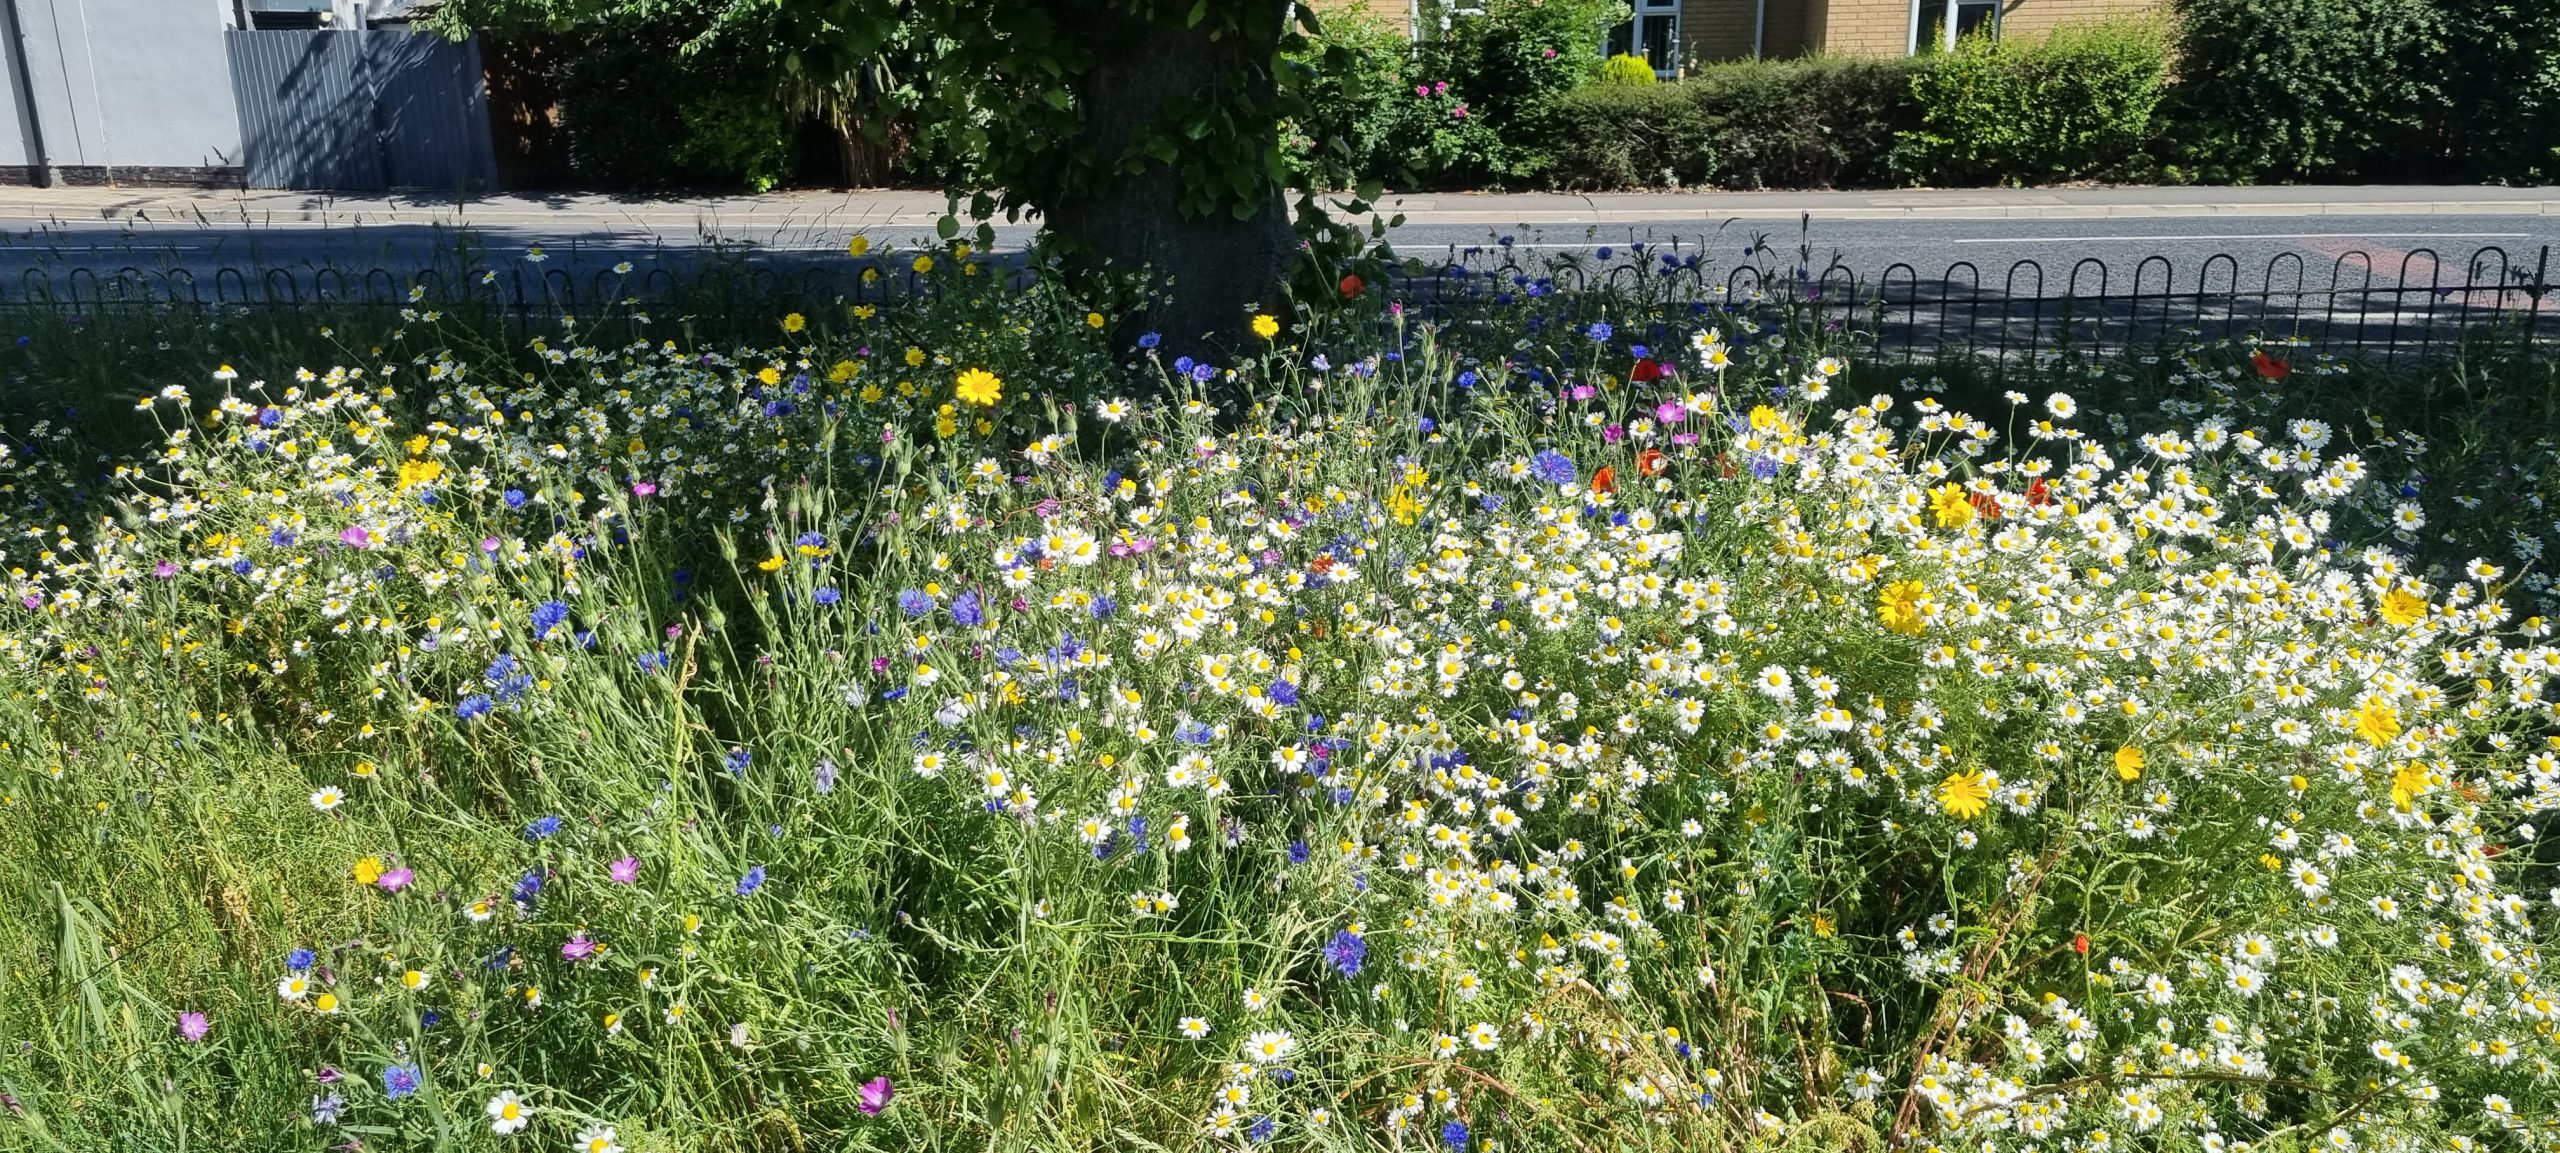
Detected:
[1910,0,1996,53]
[1605,0,1681,77]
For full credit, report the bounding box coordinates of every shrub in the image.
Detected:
[554,18,802,190]
[2160,0,2445,181]
[1542,82,1711,188]
[2438,0,2560,182]
[1546,56,1923,190]
[1597,52,1658,86]
[1895,21,2168,186]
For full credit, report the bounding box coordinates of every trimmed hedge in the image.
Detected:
[1547,56,1921,190]
[1899,21,2167,186]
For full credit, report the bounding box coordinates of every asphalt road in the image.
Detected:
[0,190,2550,302]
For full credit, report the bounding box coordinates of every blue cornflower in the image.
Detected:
[737,865,768,896]
[1124,814,1149,854]
[1137,332,1161,350]
[1596,245,1614,259]
[1287,839,1311,865]
[1173,719,1214,746]
[1267,678,1299,706]
[382,1063,420,1100]
[311,1092,345,1124]
[1191,363,1216,383]
[502,488,527,509]
[897,588,933,618]
[1246,1115,1277,1143]
[814,586,842,606]
[524,815,562,841]
[456,694,494,720]
[1586,321,1613,342]
[1528,449,1576,486]
[254,406,282,428]
[268,527,296,547]
[1441,1120,1469,1151]
[286,947,316,972]
[1456,369,1477,388]
[637,651,670,675]
[1090,595,1117,620]
[950,590,985,628]
[814,758,839,795]
[530,600,570,640]
[1751,455,1780,480]
[1324,930,1366,977]
[511,870,543,908]
[724,747,752,776]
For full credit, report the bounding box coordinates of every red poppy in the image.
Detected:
[1591,466,1617,495]
[1309,555,1336,575]
[2251,350,2290,381]
[1338,273,1365,298]
[1630,357,1665,383]
[1969,491,2002,520]
[2026,477,2053,507]
[2071,933,2090,956]
[1637,447,1666,477]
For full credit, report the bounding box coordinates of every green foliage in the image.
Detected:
[1545,56,1922,190]
[547,16,801,191]
[2437,0,2560,182]
[1597,53,1658,86]
[2160,0,2445,181]
[1894,22,2168,187]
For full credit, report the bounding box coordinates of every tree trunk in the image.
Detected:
[1040,14,1297,365]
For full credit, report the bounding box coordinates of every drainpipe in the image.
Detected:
[1,0,48,186]
[1752,0,1766,57]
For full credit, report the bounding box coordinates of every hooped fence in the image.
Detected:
[0,240,2546,367]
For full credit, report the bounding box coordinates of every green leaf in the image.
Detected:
[937,214,961,240]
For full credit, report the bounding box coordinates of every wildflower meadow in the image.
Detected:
[0,240,2553,1153]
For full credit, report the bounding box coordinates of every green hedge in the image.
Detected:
[1547,56,1921,190]
[1898,21,2167,185]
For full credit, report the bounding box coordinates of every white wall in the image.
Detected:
[1,0,242,174]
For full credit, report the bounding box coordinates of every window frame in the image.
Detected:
[1607,0,1683,79]
[1908,0,1999,54]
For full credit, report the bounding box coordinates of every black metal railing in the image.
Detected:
[0,242,2546,367]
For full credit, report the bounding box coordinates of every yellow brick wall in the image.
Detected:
[1993,0,2159,42]
[1809,0,2161,57]
[1817,0,1915,56]
[1312,0,1413,35]
[1679,0,1761,64]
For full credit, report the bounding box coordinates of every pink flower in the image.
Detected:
[608,856,641,884]
[338,525,373,549]
[631,481,657,497]
[1570,384,1598,401]
[1656,400,1688,422]
[858,1076,895,1116]
[176,1011,211,1042]
[1451,103,1469,119]
[153,561,179,578]
[376,868,414,892]
[1672,432,1700,446]
[1543,47,1557,58]
[481,536,501,553]
[561,932,598,962]
[1432,80,1449,96]
[1602,423,1624,444]
[1414,84,1430,98]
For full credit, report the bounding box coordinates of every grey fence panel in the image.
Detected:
[228,30,383,190]
[227,29,495,192]
[376,33,497,192]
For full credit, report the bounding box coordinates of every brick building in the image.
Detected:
[1337,0,2157,74]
